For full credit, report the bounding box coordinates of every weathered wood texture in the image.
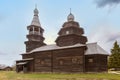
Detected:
[52,47,85,72]
[25,47,86,72]
[56,34,87,46]
[85,54,108,72]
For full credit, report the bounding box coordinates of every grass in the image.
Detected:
[0,71,120,80]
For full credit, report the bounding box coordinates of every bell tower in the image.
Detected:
[25,7,46,52]
[55,12,87,47]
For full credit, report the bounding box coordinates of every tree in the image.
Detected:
[108,41,120,70]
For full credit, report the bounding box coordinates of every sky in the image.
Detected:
[0,0,120,66]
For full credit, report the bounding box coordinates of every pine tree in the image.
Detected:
[108,41,120,70]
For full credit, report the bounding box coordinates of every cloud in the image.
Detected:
[88,25,120,53]
[106,33,120,42]
[0,51,6,55]
[94,0,120,8]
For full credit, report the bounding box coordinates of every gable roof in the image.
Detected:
[28,42,109,55]
[30,43,85,53]
[85,43,109,55]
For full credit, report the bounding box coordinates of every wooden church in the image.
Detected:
[16,8,109,73]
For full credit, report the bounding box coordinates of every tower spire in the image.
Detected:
[31,6,41,26]
[25,7,46,52]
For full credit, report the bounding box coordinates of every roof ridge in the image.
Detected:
[86,42,97,45]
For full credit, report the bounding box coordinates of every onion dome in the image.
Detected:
[67,13,74,22]
[31,7,41,26]
[34,8,39,16]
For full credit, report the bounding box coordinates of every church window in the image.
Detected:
[72,58,77,63]
[88,58,93,63]
[66,31,70,34]
[34,28,39,31]
[72,56,83,64]
[30,28,33,31]
[77,59,83,64]
[59,60,63,65]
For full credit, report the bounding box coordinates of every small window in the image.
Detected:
[30,28,33,31]
[78,60,83,64]
[72,58,77,63]
[66,31,69,34]
[59,60,63,65]
[88,59,93,63]
[34,28,39,31]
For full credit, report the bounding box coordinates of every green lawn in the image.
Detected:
[0,71,120,80]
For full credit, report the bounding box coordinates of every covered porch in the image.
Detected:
[16,58,34,73]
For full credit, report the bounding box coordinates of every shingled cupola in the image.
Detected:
[24,7,46,52]
[55,12,88,47]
